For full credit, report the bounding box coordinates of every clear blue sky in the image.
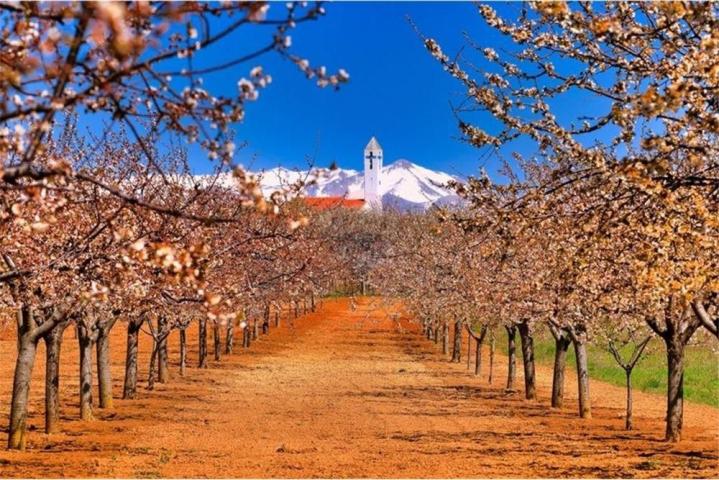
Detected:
[161,2,612,179]
[185,1,517,178]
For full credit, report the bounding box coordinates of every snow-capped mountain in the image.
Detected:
[256,159,463,211]
[194,159,464,212]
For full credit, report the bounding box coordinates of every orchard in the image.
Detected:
[0,2,716,478]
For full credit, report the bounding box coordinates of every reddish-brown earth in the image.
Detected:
[0,297,717,478]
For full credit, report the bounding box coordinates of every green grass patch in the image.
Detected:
[501,335,719,407]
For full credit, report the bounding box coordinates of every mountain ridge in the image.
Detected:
[195,159,464,212]
[256,159,463,211]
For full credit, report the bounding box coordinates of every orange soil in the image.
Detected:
[0,297,717,478]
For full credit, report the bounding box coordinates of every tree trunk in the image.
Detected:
[274,311,280,328]
[665,336,685,441]
[442,322,449,355]
[467,333,472,369]
[475,337,482,375]
[574,338,591,418]
[451,319,462,363]
[198,318,208,368]
[77,324,95,421]
[551,333,571,408]
[8,309,39,450]
[505,325,517,392]
[517,320,536,400]
[147,341,157,391]
[179,329,187,376]
[294,301,299,318]
[262,318,269,335]
[213,321,221,361]
[123,319,141,399]
[609,336,650,431]
[42,320,70,435]
[158,337,169,382]
[96,327,114,408]
[311,293,316,312]
[625,369,633,430]
[433,325,439,344]
[225,319,234,354]
[488,331,495,384]
[252,319,259,340]
[157,318,169,383]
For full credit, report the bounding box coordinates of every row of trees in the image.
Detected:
[371,1,717,443]
[1,121,359,448]
[1,0,715,454]
[0,1,357,450]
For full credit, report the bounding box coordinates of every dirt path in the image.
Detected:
[0,297,717,477]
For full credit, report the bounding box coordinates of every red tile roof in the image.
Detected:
[302,197,366,210]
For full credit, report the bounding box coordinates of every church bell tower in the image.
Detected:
[363,136,382,211]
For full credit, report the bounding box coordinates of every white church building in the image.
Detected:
[362,136,383,211]
[303,136,384,212]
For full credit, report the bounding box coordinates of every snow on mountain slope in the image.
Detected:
[380,159,459,205]
[255,159,462,211]
[195,159,463,212]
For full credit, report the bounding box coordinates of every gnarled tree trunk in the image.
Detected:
[665,335,685,441]
[505,325,517,392]
[96,325,114,408]
[442,322,449,355]
[77,323,95,421]
[573,336,591,418]
[243,324,251,348]
[8,307,39,450]
[451,319,462,363]
[43,320,69,434]
[550,329,571,408]
[645,306,701,441]
[213,321,221,361]
[157,317,169,383]
[198,318,208,368]
[179,328,187,376]
[467,325,488,376]
[226,318,234,354]
[488,330,495,384]
[517,320,536,400]
[147,339,157,391]
[467,333,472,369]
[96,315,119,409]
[123,318,142,399]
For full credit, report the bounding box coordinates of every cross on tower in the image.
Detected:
[363,136,383,211]
[365,150,382,169]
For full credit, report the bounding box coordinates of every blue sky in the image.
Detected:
[185,1,523,178]
[132,2,617,180]
[65,3,623,180]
